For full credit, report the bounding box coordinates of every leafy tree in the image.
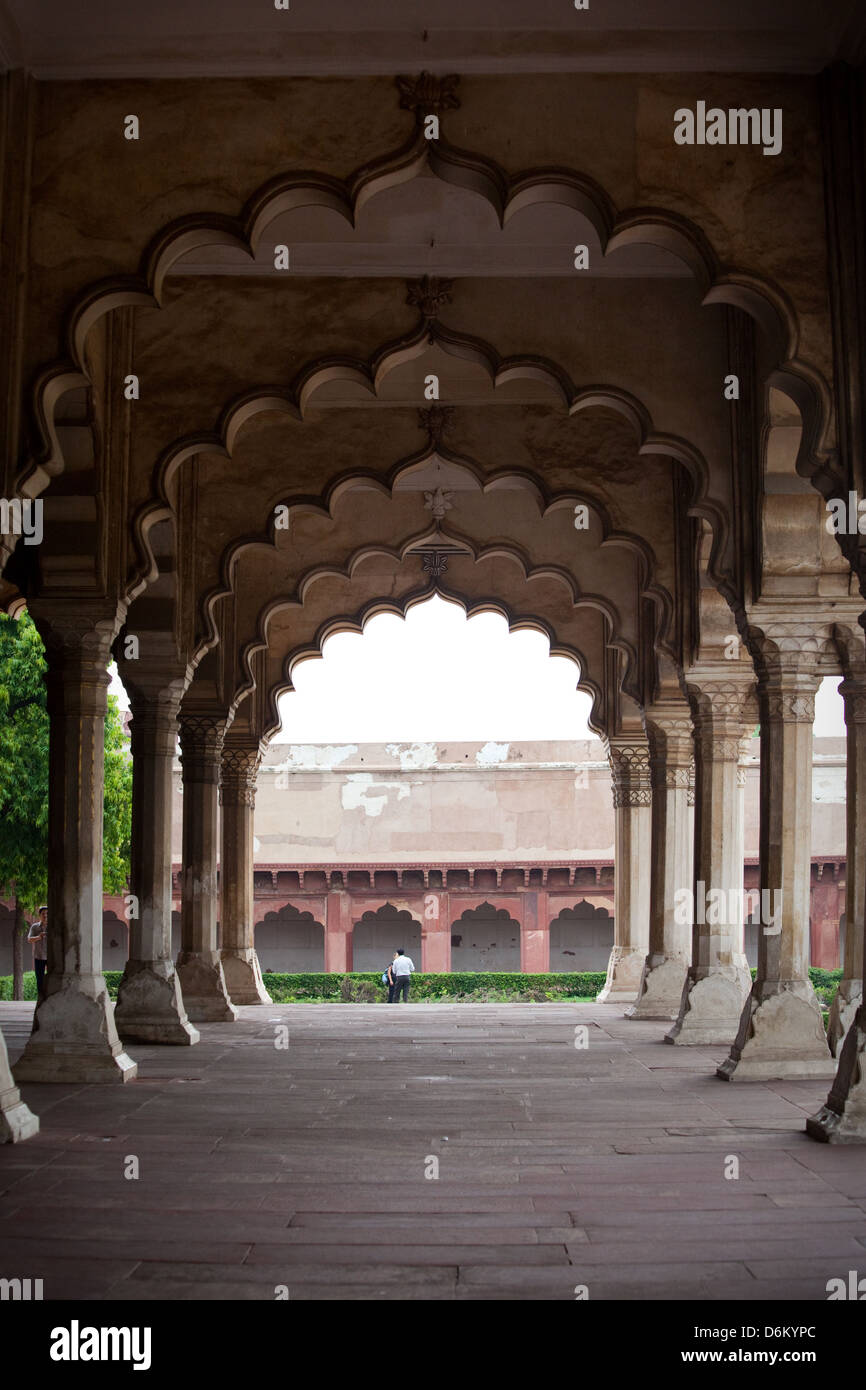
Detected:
[0,612,132,996]
[102,694,133,894]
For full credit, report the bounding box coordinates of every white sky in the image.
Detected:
[108,593,846,742]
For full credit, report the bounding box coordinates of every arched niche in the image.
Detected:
[450,902,520,971]
[549,901,613,972]
[255,903,325,973]
[352,904,421,972]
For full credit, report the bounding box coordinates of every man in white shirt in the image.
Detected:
[390,948,415,1004]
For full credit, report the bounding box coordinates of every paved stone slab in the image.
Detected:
[0,1001,858,1301]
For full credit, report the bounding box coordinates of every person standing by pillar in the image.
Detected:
[384,951,399,1003]
[27,906,48,999]
[390,948,415,1003]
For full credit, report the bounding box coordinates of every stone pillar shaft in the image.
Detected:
[220,744,272,1004]
[597,741,651,1004]
[666,681,752,1045]
[719,674,833,1080]
[828,679,866,1053]
[177,715,237,1022]
[13,613,137,1084]
[628,714,693,1020]
[113,691,199,1045]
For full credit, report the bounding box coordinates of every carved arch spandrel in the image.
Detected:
[223,536,635,725]
[181,452,663,698]
[123,363,701,654]
[18,131,837,517]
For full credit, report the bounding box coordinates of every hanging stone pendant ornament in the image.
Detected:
[423,487,454,521]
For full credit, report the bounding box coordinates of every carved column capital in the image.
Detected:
[607,742,652,808]
[128,695,181,760]
[30,605,122,718]
[761,682,818,724]
[690,679,751,722]
[179,714,226,783]
[839,679,866,724]
[645,711,694,790]
[688,679,755,763]
[220,746,261,809]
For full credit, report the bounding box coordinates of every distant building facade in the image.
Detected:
[1,738,848,975]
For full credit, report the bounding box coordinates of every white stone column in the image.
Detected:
[597,739,651,1005]
[114,688,199,1045]
[827,678,866,1054]
[733,718,758,978]
[176,714,237,1022]
[627,710,693,1020]
[220,742,272,1005]
[719,672,834,1080]
[13,610,137,1084]
[666,681,752,1045]
[0,1030,38,1142]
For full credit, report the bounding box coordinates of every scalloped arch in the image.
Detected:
[252,586,608,744]
[190,437,661,666]
[18,129,835,504]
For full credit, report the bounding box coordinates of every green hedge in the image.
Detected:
[0,966,846,1005]
[259,971,608,1001]
[0,969,605,1002]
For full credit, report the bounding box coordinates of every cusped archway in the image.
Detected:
[255,903,325,973]
[352,903,422,972]
[549,901,614,972]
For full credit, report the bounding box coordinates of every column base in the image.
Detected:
[0,1035,39,1141]
[717,981,835,1081]
[665,965,751,1046]
[827,978,862,1058]
[596,946,645,1004]
[13,979,138,1083]
[625,954,689,1021]
[0,1091,40,1142]
[176,952,239,1022]
[115,960,200,1046]
[807,1007,866,1142]
[222,948,272,1005]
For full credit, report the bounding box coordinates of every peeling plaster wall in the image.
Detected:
[248,739,615,864]
[165,736,847,863]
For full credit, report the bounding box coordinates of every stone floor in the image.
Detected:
[1,1000,864,1301]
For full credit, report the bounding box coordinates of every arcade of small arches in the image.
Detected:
[76,857,847,978]
[1,62,866,1148]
